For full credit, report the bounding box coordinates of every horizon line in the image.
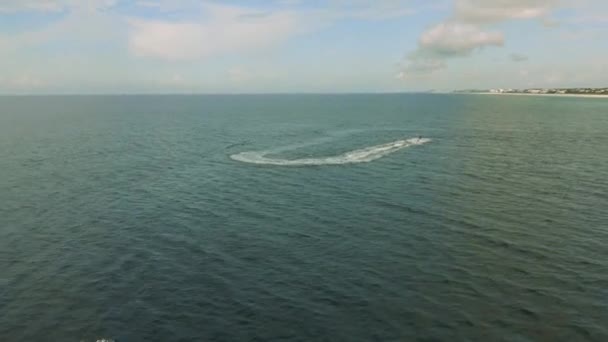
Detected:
[0,91,451,97]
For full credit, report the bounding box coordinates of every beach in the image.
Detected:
[472,92,608,98]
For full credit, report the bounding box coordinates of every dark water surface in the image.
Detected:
[1,94,607,341]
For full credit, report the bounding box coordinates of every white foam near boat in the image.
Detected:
[230,137,431,166]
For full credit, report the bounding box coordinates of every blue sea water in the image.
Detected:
[1,94,607,341]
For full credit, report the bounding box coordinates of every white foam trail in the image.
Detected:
[230,138,431,166]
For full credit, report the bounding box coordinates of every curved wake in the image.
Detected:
[230,137,431,166]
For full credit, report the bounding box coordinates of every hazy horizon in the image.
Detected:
[1,88,607,96]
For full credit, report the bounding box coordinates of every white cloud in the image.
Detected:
[128,4,299,60]
[0,0,117,13]
[0,0,65,12]
[0,0,125,93]
[399,0,563,79]
[419,22,503,57]
[399,22,502,79]
[0,3,123,53]
[454,0,560,23]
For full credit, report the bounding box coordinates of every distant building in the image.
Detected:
[453,87,608,96]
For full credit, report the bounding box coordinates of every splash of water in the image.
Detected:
[230,138,431,166]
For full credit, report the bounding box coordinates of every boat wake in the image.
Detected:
[230,137,431,166]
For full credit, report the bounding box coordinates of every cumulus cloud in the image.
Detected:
[399,0,562,79]
[128,4,299,60]
[510,53,529,62]
[419,22,503,57]
[399,21,503,79]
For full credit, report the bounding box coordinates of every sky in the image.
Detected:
[0,0,607,94]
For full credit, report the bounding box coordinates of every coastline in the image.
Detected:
[461,92,608,99]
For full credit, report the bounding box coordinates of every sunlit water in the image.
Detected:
[1,94,607,341]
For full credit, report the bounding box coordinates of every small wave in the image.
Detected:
[230,137,431,166]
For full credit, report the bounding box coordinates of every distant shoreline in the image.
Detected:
[459,92,608,99]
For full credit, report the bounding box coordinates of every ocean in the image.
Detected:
[1,94,607,341]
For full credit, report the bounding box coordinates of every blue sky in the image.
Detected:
[0,0,606,94]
